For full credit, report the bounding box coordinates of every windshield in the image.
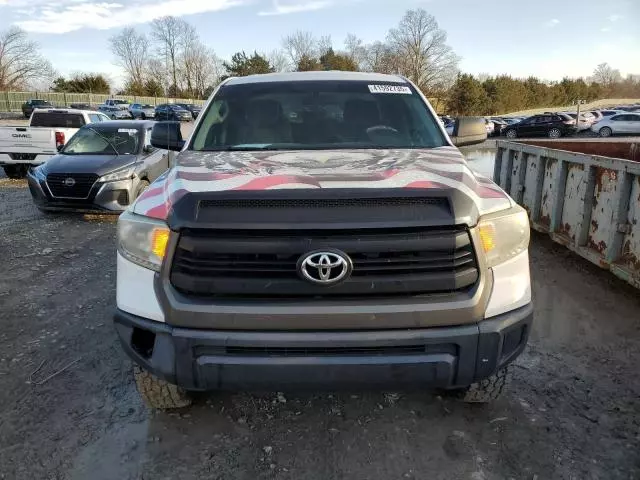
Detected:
[113,100,128,105]
[62,126,141,155]
[190,80,446,151]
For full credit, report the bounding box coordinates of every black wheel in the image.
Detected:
[452,365,513,403]
[23,112,30,119]
[505,129,517,139]
[599,126,612,138]
[141,113,146,120]
[548,128,562,139]
[3,165,28,179]
[134,365,192,409]
[134,179,150,200]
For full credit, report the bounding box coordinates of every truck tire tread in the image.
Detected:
[134,365,192,409]
[461,365,513,403]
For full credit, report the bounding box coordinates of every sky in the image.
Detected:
[1,0,638,88]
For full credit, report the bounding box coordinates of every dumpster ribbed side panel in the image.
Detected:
[494,140,640,289]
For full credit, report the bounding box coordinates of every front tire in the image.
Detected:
[3,165,28,179]
[459,365,513,403]
[134,365,192,409]
[141,113,146,120]
[505,129,517,139]
[548,128,562,139]
[599,126,612,138]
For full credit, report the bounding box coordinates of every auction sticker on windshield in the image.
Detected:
[368,85,412,94]
[118,129,138,135]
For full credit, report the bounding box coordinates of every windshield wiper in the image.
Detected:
[87,127,119,155]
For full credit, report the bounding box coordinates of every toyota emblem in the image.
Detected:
[298,250,352,285]
[63,177,76,187]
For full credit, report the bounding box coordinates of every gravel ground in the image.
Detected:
[0,131,639,479]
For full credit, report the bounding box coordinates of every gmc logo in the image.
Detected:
[12,133,31,138]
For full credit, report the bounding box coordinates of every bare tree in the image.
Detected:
[362,41,402,74]
[179,22,200,96]
[267,49,290,72]
[318,35,332,56]
[282,30,317,67]
[151,16,190,95]
[344,33,366,69]
[0,27,55,90]
[386,9,459,94]
[109,27,149,88]
[592,62,622,87]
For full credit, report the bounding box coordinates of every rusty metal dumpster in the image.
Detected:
[494,139,640,289]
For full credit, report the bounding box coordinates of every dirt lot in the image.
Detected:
[0,168,639,480]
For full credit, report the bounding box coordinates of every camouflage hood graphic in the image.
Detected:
[133,147,512,221]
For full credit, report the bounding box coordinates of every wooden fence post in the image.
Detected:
[5,91,11,112]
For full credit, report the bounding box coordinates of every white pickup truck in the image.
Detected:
[0,108,110,178]
[100,99,130,110]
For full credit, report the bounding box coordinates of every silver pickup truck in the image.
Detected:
[114,72,533,409]
[0,109,110,178]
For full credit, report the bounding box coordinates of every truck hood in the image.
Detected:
[43,153,138,176]
[133,147,511,222]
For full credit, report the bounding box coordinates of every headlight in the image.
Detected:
[117,210,170,272]
[477,206,530,268]
[32,165,47,180]
[98,166,135,183]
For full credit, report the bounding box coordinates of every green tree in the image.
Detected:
[319,48,357,71]
[297,54,322,71]
[447,73,488,115]
[223,51,274,77]
[52,73,110,94]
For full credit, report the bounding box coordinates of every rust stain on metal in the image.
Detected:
[588,239,608,254]
[591,219,598,230]
[539,215,551,227]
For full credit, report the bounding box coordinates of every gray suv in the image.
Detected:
[114,72,533,409]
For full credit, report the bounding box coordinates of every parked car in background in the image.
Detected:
[489,118,508,136]
[587,111,604,124]
[615,105,640,112]
[155,104,193,121]
[560,112,592,131]
[591,113,640,137]
[101,99,130,111]
[27,121,169,213]
[69,103,92,110]
[175,103,202,119]
[0,109,110,178]
[504,113,577,139]
[129,104,156,120]
[21,99,53,118]
[600,110,625,118]
[99,105,132,120]
[484,118,495,136]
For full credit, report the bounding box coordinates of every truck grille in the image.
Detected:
[46,173,98,199]
[170,227,479,298]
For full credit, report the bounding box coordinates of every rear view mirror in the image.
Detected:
[151,121,185,152]
[449,117,487,147]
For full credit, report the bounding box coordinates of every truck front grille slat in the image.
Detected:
[46,173,98,198]
[170,227,479,298]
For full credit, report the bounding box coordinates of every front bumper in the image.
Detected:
[27,172,137,213]
[113,303,533,391]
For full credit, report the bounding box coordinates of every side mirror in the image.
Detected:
[56,144,64,152]
[143,145,155,154]
[151,121,185,152]
[449,117,488,147]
